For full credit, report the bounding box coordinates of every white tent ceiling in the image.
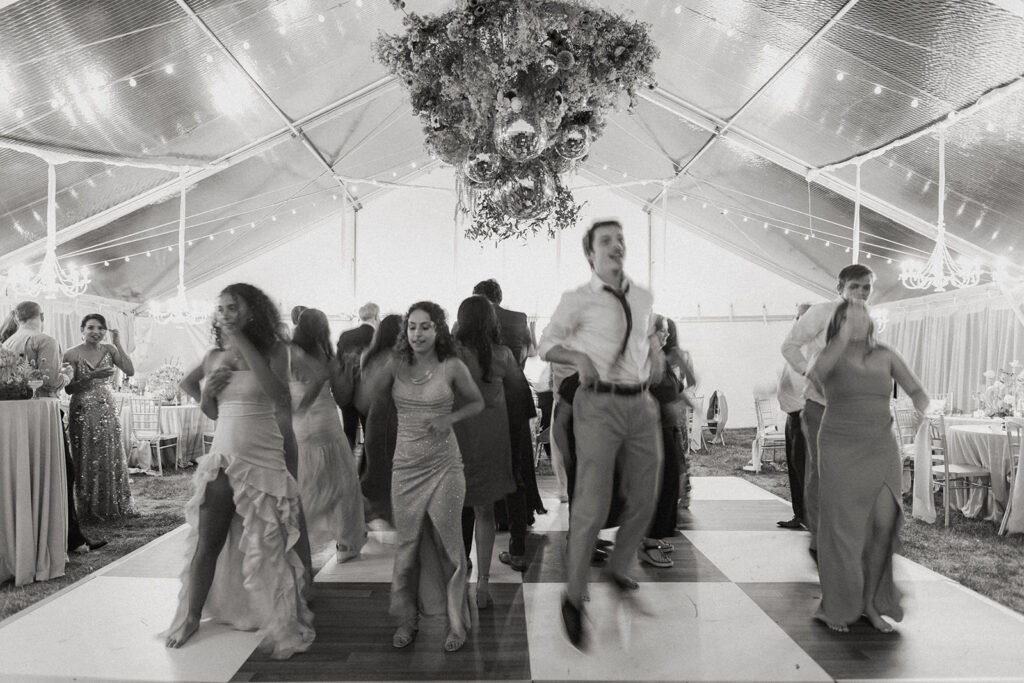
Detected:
[1,0,1023,306]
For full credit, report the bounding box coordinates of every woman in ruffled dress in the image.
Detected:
[289,308,364,562]
[164,283,314,658]
[63,313,138,520]
[361,301,483,652]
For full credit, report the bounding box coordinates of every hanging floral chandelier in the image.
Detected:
[899,129,981,292]
[375,0,658,241]
[7,163,90,299]
[148,176,208,325]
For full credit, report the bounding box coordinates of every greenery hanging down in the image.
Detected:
[375,0,658,242]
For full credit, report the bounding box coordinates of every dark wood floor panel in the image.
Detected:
[234,582,531,681]
[523,531,729,583]
[676,500,795,530]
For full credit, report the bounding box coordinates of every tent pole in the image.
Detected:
[852,163,861,264]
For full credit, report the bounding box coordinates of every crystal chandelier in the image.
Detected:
[149,176,207,325]
[8,163,90,299]
[899,129,981,292]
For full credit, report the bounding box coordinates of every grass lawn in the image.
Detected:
[4,427,1023,623]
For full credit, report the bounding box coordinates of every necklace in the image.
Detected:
[409,360,437,385]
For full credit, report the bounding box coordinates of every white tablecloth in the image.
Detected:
[0,398,67,586]
[946,423,1013,522]
[159,405,215,465]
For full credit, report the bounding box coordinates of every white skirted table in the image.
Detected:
[159,404,214,465]
[0,398,67,587]
[946,423,1013,522]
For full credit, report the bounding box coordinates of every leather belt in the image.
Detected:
[590,381,649,396]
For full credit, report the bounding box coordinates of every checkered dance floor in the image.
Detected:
[1,476,1022,682]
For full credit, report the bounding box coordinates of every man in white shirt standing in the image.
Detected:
[777,303,811,530]
[539,218,665,650]
[781,265,874,559]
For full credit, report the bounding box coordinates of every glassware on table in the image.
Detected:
[27,379,44,398]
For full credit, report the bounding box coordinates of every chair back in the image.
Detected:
[754,398,777,433]
[130,398,161,437]
[929,391,952,415]
[1007,418,1024,485]
[893,406,917,445]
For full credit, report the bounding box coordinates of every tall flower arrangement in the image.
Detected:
[974,361,1024,418]
[375,0,658,241]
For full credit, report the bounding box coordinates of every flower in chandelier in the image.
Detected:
[375,0,658,242]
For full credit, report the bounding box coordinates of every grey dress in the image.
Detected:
[389,359,470,634]
[815,347,903,626]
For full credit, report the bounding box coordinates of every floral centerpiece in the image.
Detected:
[0,347,34,400]
[375,0,658,241]
[974,361,1024,418]
[148,362,186,405]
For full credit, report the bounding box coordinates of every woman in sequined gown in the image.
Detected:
[288,308,364,561]
[164,284,314,658]
[63,313,137,520]
[362,301,483,653]
[808,299,928,634]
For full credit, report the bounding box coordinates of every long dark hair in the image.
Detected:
[292,308,333,361]
[826,299,876,348]
[214,283,280,355]
[395,301,456,365]
[663,317,679,352]
[455,295,499,382]
[361,314,402,371]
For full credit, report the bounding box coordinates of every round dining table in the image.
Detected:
[0,398,67,586]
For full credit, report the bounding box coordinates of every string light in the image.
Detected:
[910,98,919,107]
[873,85,882,95]
[164,64,174,75]
[128,77,137,87]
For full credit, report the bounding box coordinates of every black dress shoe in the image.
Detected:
[777,517,804,530]
[595,538,614,550]
[561,595,587,650]
[87,539,108,551]
[590,547,608,564]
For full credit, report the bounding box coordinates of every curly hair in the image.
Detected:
[395,301,456,365]
[292,308,334,361]
[213,283,280,355]
[455,295,499,382]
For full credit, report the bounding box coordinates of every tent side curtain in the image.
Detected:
[884,284,1024,414]
[0,292,138,358]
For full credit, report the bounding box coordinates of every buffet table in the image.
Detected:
[0,398,67,587]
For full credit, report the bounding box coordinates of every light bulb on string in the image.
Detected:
[910,98,919,108]
[873,84,882,95]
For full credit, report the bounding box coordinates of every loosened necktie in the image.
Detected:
[603,284,632,359]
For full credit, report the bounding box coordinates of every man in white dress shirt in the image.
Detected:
[777,303,811,530]
[781,264,874,559]
[539,218,665,650]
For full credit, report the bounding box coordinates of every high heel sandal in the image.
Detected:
[476,575,491,609]
[443,628,466,652]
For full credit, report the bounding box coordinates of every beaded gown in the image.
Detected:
[389,360,470,634]
[288,379,365,552]
[815,348,904,626]
[68,349,137,520]
[164,370,315,659]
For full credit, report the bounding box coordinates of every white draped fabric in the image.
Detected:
[883,282,1024,415]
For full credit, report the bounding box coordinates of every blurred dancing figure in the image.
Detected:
[289,308,365,562]
[361,301,483,653]
[539,219,665,651]
[808,299,928,633]
[337,302,380,450]
[164,284,314,658]
[781,264,874,559]
[777,303,812,531]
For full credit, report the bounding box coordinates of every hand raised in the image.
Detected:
[110,329,121,345]
[841,299,872,341]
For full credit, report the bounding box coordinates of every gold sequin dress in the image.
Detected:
[389,359,470,635]
[68,350,137,520]
[165,370,315,659]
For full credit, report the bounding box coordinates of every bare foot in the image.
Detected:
[864,611,895,633]
[825,621,849,633]
[443,628,466,652]
[165,616,200,648]
[392,620,417,648]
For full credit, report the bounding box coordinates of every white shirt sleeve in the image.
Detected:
[780,303,832,375]
[538,290,578,361]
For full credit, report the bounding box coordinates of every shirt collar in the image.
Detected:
[588,271,631,293]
